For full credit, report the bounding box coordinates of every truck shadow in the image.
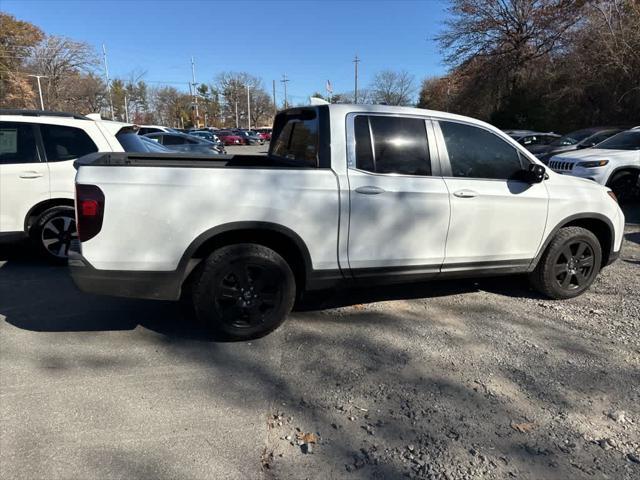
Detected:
[1,252,542,339]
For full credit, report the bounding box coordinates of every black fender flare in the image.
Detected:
[529,212,616,271]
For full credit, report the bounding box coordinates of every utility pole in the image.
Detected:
[102,44,114,119]
[124,94,129,123]
[27,75,47,110]
[235,99,239,128]
[272,79,277,115]
[281,74,290,109]
[353,54,360,104]
[191,56,199,128]
[246,84,251,130]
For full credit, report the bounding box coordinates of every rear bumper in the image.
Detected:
[68,252,182,300]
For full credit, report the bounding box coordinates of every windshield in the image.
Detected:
[552,129,595,146]
[596,131,640,150]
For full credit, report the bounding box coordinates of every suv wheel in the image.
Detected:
[608,170,639,204]
[30,206,77,263]
[530,226,602,299]
[191,244,296,340]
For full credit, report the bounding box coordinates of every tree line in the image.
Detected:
[3,1,638,132]
[418,0,640,132]
[0,13,276,128]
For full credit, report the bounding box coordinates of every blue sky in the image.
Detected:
[2,0,450,103]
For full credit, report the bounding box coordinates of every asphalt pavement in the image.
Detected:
[1,198,638,480]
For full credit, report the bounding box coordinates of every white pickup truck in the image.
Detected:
[70,105,625,339]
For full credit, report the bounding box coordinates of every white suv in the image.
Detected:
[0,110,133,260]
[548,128,640,202]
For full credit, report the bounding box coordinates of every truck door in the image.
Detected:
[434,120,548,270]
[345,114,450,280]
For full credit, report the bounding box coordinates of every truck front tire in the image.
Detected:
[529,226,602,299]
[191,244,296,340]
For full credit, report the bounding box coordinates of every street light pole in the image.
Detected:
[102,44,115,119]
[28,74,47,110]
[191,56,199,128]
[353,55,360,104]
[246,84,251,130]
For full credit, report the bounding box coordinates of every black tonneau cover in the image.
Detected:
[74,152,302,170]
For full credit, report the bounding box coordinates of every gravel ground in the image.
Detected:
[1,202,638,480]
[262,217,639,480]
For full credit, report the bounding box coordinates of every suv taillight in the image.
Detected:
[76,184,105,242]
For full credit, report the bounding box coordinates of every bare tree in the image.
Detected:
[56,72,106,114]
[27,35,97,110]
[438,0,586,67]
[215,72,272,128]
[370,70,415,105]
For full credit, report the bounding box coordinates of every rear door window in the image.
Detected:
[40,124,98,162]
[0,122,40,164]
[355,115,431,176]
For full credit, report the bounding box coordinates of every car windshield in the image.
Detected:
[117,132,171,152]
[552,130,595,146]
[595,131,640,150]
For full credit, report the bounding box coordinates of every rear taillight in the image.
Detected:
[76,184,105,242]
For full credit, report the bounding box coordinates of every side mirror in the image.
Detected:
[527,163,546,183]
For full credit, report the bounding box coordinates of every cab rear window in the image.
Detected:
[270,110,319,167]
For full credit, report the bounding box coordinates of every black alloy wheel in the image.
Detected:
[553,240,595,291]
[191,244,296,339]
[214,262,282,329]
[529,226,602,299]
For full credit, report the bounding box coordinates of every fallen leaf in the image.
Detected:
[296,431,318,444]
[510,421,536,433]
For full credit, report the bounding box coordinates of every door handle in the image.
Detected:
[19,171,44,179]
[453,189,478,198]
[355,186,385,195]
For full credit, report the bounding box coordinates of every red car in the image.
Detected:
[215,131,244,146]
[255,128,272,141]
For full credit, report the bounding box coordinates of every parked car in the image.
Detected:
[537,127,626,164]
[254,128,272,141]
[215,130,244,146]
[70,104,624,340]
[233,129,265,145]
[136,125,178,136]
[188,130,226,153]
[548,128,640,203]
[119,133,174,153]
[144,132,223,155]
[0,109,143,260]
[507,131,560,155]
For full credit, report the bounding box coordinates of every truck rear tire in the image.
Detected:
[191,243,296,340]
[529,226,601,299]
